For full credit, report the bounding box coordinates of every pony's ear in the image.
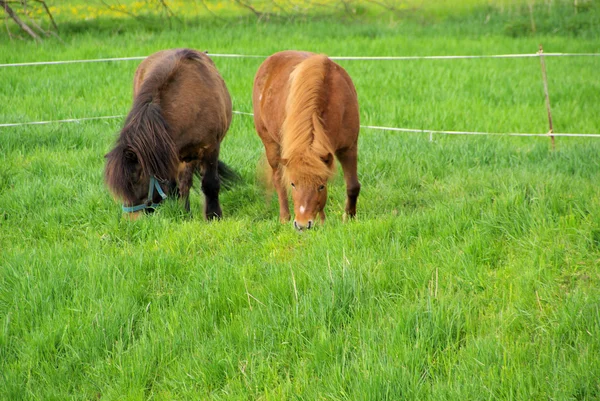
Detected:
[321,153,334,168]
[280,158,289,166]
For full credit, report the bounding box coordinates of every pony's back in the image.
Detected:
[134,49,232,142]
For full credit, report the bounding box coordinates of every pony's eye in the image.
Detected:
[291,183,295,188]
[318,185,325,191]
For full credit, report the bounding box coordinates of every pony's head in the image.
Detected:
[282,152,334,231]
[104,144,173,218]
[104,103,178,216]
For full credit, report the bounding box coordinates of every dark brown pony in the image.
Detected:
[105,48,234,219]
[252,51,360,230]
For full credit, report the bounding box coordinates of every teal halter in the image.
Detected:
[122,176,167,213]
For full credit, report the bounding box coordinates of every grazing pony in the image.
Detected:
[252,51,360,230]
[105,49,234,219]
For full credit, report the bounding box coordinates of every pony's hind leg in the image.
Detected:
[178,161,197,212]
[201,152,223,220]
[337,146,361,219]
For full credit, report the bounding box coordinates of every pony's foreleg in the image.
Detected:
[177,161,196,212]
[337,146,361,219]
[272,166,290,223]
[264,143,290,223]
[201,153,223,220]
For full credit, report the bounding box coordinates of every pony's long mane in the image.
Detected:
[105,49,202,201]
[280,54,335,185]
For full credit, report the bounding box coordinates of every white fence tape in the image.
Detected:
[330,53,600,60]
[1,52,599,68]
[0,115,123,127]
[0,112,252,127]
[2,113,599,138]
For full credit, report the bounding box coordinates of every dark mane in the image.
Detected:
[105,50,203,201]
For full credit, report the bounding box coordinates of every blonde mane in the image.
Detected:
[280,54,335,185]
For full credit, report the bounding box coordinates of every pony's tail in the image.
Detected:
[193,160,241,190]
[217,160,242,190]
[280,54,335,177]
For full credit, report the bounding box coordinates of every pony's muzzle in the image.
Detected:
[125,211,143,221]
[294,220,314,231]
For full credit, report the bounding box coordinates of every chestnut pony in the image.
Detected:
[105,49,234,219]
[252,51,360,230]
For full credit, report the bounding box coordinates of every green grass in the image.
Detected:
[1,4,600,400]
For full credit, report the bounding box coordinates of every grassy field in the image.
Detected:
[2,2,600,400]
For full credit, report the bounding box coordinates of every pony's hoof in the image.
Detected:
[343,213,356,222]
[205,210,223,220]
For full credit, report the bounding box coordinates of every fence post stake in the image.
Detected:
[538,44,555,150]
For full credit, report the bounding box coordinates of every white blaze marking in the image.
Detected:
[299,205,306,214]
